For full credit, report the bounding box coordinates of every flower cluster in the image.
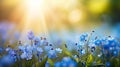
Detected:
[0,30,120,67]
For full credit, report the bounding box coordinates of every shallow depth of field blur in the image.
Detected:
[0,0,120,67]
[0,0,120,41]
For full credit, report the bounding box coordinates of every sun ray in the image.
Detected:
[19,0,50,40]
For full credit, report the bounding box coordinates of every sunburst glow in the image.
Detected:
[22,0,50,34]
[24,0,47,17]
[1,0,101,35]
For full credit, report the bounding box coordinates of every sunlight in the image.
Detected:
[24,0,47,31]
[20,0,49,38]
[24,0,47,17]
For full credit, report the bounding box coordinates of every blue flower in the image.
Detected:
[65,41,76,51]
[19,44,33,60]
[26,53,32,60]
[37,47,43,53]
[37,47,43,56]
[21,52,27,59]
[106,62,110,67]
[79,49,85,55]
[91,46,96,52]
[102,38,118,50]
[18,45,25,52]
[103,44,110,50]
[25,45,33,52]
[8,50,16,56]
[45,61,50,67]
[20,52,33,60]
[33,36,41,46]
[48,50,57,59]
[44,46,52,51]
[94,39,102,46]
[27,31,34,40]
[61,57,77,67]
[80,33,88,41]
[107,38,117,47]
[54,62,61,67]
[9,50,17,61]
[40,39,47,45]
[113,50,118,56]
[55,57,75,67]
[0,55,16,67]
[55,48,62,53]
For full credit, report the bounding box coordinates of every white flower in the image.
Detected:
[55,48,62,53]
[18,46,25,51]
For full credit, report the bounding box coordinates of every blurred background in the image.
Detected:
[0,0,120,46]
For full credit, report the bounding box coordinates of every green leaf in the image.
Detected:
[86,54,94,66]
[110,57,120,67]
[63,47,78,62]
[35,56,48,67]
[48,58,54,67]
